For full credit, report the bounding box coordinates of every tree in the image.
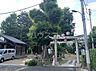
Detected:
[90,49,96,70]
[29,9,47,23]
[88,27,96,70]
[1,12,32,43]
[59,8,74,35]
[1,13,20,38]
[40,0,61,24]
[28,22,52,54]
[17,12,32,43]
[88,26,96,48]
[28,0,75,54]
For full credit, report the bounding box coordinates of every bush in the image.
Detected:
[90,49,96,70]
[25,59,37,66]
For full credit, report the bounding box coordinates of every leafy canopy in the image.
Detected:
[28,0,75,54]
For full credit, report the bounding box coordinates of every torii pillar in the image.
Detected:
[75,38,80,65]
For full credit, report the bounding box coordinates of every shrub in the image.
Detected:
[90,49,96,70]
[25,59,37,66]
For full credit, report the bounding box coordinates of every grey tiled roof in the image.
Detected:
[0,39,6,43]
[2,35,26,45]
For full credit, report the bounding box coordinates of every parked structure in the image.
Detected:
[0,34,27,55]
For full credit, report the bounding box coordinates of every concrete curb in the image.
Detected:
[0,64,26,66]
[81,69,88,71]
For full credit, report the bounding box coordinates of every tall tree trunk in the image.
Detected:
[44,45,46,59]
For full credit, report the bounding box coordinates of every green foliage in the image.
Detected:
[1,13,19,38]
[57,43,75,56]
[57,44,67,56]
[25,59,37,66]
[28,22,53,54]
[40,0,61,24]
[67,46,75,53]
[88,26,96,48]
[90,49,96,70]
[48,8,62,24]
[40,1,58,13]
[91,26,96,38]
[28,0,75,54]
[59,8,74,35]
[17,12,32,43]
[1,12,32,43]
[29,9,47,23]
[27,24,37,40]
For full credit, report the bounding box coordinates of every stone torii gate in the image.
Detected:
[50,34,84,65]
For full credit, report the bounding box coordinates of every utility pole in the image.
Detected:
[80,0,91,71]
[89,9,94,49]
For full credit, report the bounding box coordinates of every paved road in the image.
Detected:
[0,58,79,71]
[0,58,27,65]
[19,66,77,71]
[0,65,79,71]
[0,65,25,71]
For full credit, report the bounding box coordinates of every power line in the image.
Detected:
[0,3,42,15]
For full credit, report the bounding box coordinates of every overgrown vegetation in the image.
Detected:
[90,49,96,70]
[88,26,96,48]
[28,0,75,55]
[25,59,37,66]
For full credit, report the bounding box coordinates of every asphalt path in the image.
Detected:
[0,65,26,71]
[19,66,77,71]
[0,65,78,71]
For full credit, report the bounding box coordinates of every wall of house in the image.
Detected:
[0,44,4,49]
[16,45,25,55]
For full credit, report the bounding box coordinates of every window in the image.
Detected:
[12,50,15,53]
[8,50,11,53]
[0,50,3,54]
[4,50,7,54]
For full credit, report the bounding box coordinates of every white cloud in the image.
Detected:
[57,0,77,8]
[0,0,17,13]
[0,0,43,13]
[87,2,96,34]
[88,2,96,10]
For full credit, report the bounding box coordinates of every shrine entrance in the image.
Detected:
[50,34,84,66]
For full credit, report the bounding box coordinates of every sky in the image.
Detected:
[0,0,96,35]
